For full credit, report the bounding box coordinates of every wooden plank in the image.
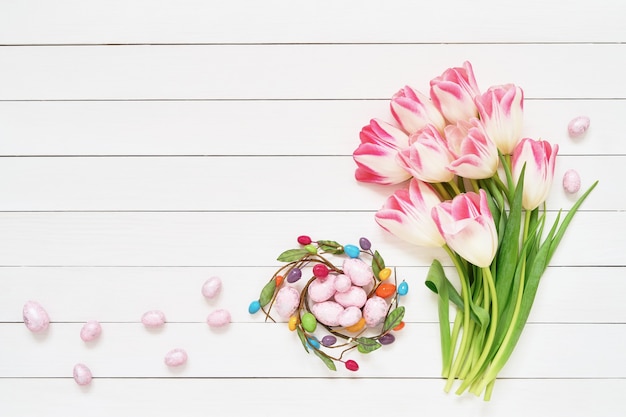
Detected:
[0,0,623,44]
[0,99,618,156]
[0,266,623,324]
[0,212,621,267]
[1,44,625,100]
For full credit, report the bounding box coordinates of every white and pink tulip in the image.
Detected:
[396,124,456,183]
[475,84,524,155]
[390,85,446,134]
[430,61,481,124]
[512,138,559,210]
[445,118,499,179]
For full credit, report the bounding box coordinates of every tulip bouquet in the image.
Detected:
[353,62,597,400]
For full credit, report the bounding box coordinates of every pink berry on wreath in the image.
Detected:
[313,263,329,279]
[345,360,359,371]
[297,235,312,245]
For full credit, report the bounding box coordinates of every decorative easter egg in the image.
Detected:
[310,301,343,327]
[308,275,337,303]
[334,286,367,308]
[312,264,329,279]
[297,235,312,245]
[375,283,396,298]
[344,244,361,259]
[164,348,188,367]
[288,315,298,331]
[563,169,581,194]
[359,237,371,251]
[141,310,166,328]
[73,363,93,386]
[338,306,362,328]
[287,267,302,283]
[567,115,590,137]
[321,335,337,347]
[301,312,318,332]
[363,296,388,327]
[248,300,261,314]
[342,258,374,286]
[397,281,409,296]
[378,268,392,281]
[80,320,102,342]
[345,359,359,371]
[307,337,321,349]
[333,274,352,293]
[206,309,231,328]
[23,300,50,333]
[274,286,300,318]
[345,317,366,332]
[379,333,396,345]
[201,276,222,299]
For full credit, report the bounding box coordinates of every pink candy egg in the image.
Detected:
[164,348,188,367]
[80,320,102,342]
[201,276,222,299]
[334,286,367,308]
[274,286,300,318]
[338,306,362,327]
[308,275,337,302]
[141,310,166,328]
[342,258,374,286]
[73,363,93,386]
[563,169,581,194]
[363,296,388,327]
[23,300,50,333]
[567,115,590,137]
[333,274,352,293]
[311,301,344,326]
[206,309,231,327]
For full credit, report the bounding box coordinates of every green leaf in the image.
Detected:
[424,260,451,373]
[425,264,481,324]
[372,250,385,280]
[356,337,382,354]
[296,327,309,353]
[313,349,337,371]
[258,279,276,307]
[276,248,309,262]
[382,306,405,333]
[317,240,344,255]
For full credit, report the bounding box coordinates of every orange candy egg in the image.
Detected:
[375,283,396,298]
[345,317,366,333]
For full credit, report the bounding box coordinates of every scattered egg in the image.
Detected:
[563,169,581,194]
[201,276,222,299]
[23,300,50,333]
[567,115,590,137]
[164,348,188,367]
[80,320,102,342]
[206,309,231,328]
[73,363,93,386]
[141,310,166,328]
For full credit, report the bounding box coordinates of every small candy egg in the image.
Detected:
[310,301,343,327]
[393,321,405,331]
[274,286,300,318]
[164,348,188,367]
[286,267,302,283]
[141,310,166,328]
[563,169,581,194]
[375,283,396,299]
[297,235,312,245]
[288,315,298,331]
[312,263,329,279]
[201,276,222,299]
[304,244,317,254]
[307,337,321,349]
[73,363,93,386]
[379,333,396,345]
[342,258,374,286]
[398,281,409,296]
[23,300,50,333]
[301,312,318,332]
[334,286,367,308]
[337,306,362,328]
[363,296,388,327]
[80,320,102,342]
[206,309,231,328]
[345,317,366,333]
[308,275,337,303]
[275,275,284,287]
[344,244,361,258]
[321,335,337,347]
[568,115,590,137]
[248,300,261,314]
[378,268,392,281]
[359,237,371,251]
[344,359,359,371]
[333,274,352,293]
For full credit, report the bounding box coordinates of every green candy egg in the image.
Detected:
[301,312,317,332]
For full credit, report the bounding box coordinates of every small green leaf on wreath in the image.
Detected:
[259,280,276,307]
[314,349,337,371]
[296,327,310,353]
[317,240,344,255]
[277,248,310,262]
[383,306,405,333]
[372,250,385,280]
[356,337,382,354]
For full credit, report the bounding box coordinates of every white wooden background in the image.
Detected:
[1,1,625,415]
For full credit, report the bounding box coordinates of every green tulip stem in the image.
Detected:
[443,312,464,377]
[433,182,452,201]
[455,266,498,395]
[470,179,481,194]
[447,180,462,197]
[443,244,472,392]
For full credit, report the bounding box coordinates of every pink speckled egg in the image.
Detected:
[333,274,352,293]
[73,363,93,386]
[363,296,388,327]
[338,306,362,327]
[308,275,337,303]
[563,169,581,194]
[334,286,367,308]
[80,320,102,342]
[342,258,374,286]
[141,310,166,328]
[206,309,231,327]
[311,301,344,327]
[164,348,188,367]
[274,286,300,318]
[23,300,50,333]
[201,276,222,299]
[567,116,590,137]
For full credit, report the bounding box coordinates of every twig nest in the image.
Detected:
[22,300,50,333]
[274,286,300,318]
[333,274,352,293]
[562,169,581,194]
[342,258,374,286]
[206,309,231,328]
[311,301,344,326]
[164,348,188,367]
[363,296,388,327]
[201,276,222,299]
[73,363,93,386]
[338,306,362,327]
[334,286,367,308]
[308,275,337,302]
[141,310,166,328]
[567,115,590,137]
[80,320,102,342]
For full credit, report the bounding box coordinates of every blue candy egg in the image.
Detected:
[344,244,360,258]
[398,281,409,296]
[248,300,261,314]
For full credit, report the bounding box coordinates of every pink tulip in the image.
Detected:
[353,119,412,185]
[444,118,499,179]
[390,85,446,134]
[431,190,498,267]
[396,124,456,183]
[430,61,481,124]
[375,179,445,247]
[511,138,559,210]
[475,84,524,155]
